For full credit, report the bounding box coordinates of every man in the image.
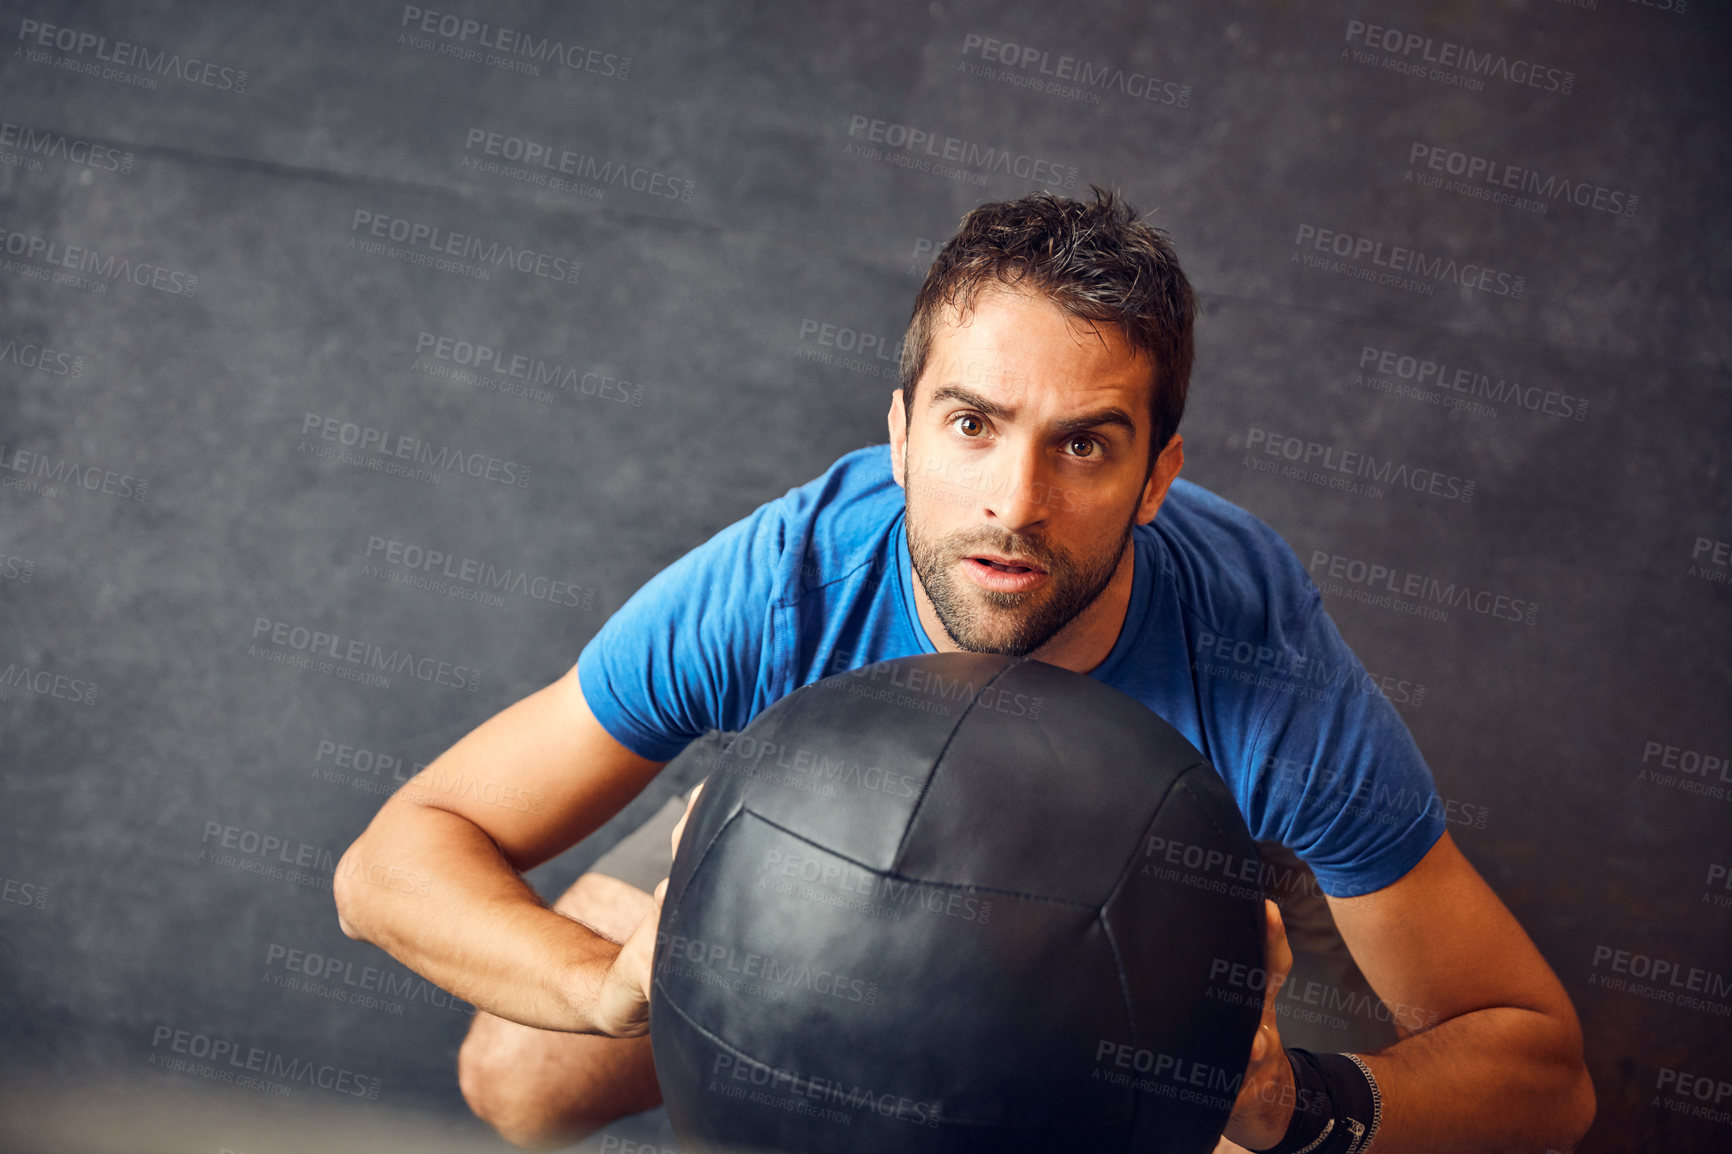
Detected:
[335,189,1595,1152]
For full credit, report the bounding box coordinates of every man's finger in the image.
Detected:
[1263,899,1294,986]
[1252,901,1292,1061]
[669,780,707,859]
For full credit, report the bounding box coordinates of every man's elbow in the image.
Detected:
[1531,1006,1596,1152]
[332,842,373,942]
[1551,995,1596,1149]
[1551,1060,1597,1152]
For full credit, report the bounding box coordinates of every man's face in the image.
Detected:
[889,287,1183,659]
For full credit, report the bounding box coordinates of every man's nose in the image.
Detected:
[981,445,1050,535]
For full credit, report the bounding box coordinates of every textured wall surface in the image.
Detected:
[1,1,1728,1151]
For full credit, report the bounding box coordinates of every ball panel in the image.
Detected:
[1104,767,1266,1150]
[655,809,1144,1139]
[895,659,1225,905]
[656,994,1136,1154]
[893,670,1195,904]
[704,659,984,872]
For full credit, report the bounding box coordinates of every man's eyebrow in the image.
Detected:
[1053,407,1139,439]
[927,384,1011,419]
[927,384,1139,440]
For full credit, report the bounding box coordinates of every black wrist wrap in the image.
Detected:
[1252,1049,1383,1154]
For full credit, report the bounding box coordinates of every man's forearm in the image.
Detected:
[1305,834,1596,1153]
[1350,1005,1593,1153]
[334,803,621,1032]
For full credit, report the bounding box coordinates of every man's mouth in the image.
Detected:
[968,554,1044,574]
[959,554,1050,592]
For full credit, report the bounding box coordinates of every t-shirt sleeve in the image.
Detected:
[1243,594,1446,897]
[576,506,789,762]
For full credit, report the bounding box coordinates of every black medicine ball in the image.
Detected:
[651,652,1265,1153]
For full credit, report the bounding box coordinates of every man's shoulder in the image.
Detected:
[1147,478,1318,633]
[751,444,901,589]
[1154,478,1293,549]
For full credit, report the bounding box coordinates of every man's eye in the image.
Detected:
[1067,436,1098,457]
[955,414,985,437]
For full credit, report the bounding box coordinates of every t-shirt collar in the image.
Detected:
[892,511,938,655]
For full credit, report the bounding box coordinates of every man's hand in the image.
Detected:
[1222,900,1298,1151]
[593,781,707,1038]
[591,878,667,1037]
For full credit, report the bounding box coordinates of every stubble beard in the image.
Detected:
[905,497,1134,658]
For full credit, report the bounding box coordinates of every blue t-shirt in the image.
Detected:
[577,445,1445,897]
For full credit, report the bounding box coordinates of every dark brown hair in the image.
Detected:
[900,187,1195,459]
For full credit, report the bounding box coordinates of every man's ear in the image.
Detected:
[887,388,908,490]
[1136,433,1184,524]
